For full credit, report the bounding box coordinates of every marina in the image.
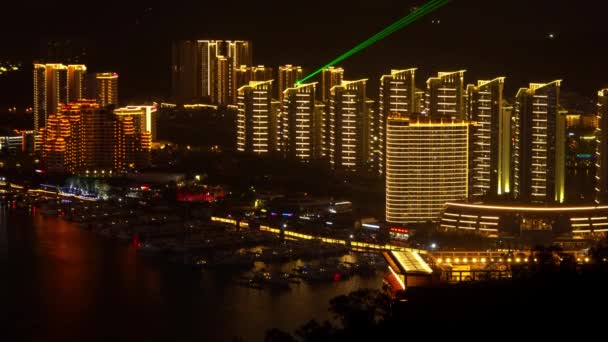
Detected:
[4,191,389,284]
[1,200,384,341]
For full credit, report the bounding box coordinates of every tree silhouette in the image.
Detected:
[294,320,335,342]
[265,328,296,342]
[328,289,390,331]
[265,289,391,342]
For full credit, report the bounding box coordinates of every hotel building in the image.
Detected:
[43,100,150,174]
[386,114,470,224]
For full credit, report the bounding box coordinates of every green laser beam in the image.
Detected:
[297,0,448,83]
[298,0,448,84]
[297,0,450,84]
[347,0,445,49]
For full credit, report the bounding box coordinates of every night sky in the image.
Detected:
[1,0,608,106]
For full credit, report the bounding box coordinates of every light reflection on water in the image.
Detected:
[2,205,384,341]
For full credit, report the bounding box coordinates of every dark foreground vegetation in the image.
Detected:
[265,260,608,341]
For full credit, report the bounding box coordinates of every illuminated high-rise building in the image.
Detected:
[43,102,85,174]
[201,40,252,105]
[329,79,371,171]
[512,81,565,204]
[386,114,470,224]
[596,89,608,204]
[34,63,87,132]
[234,65,273,103]
[236,80,275,154]
[314,102,326,157]
[378,69,416,176]
[501,102,513,192]
[81,102,117,172]
[466,77,510,198]
[226,41,252,77]
[426,70,466,119]
[251,65,273,81]
[171,40,252,104]
[366,98,376,169]
[321,67,344,103]
[270,99,282,153]
[114,114,151,172]
[278,65,303,101]
[216,57,230,105]
[67,65,86,102]
[43,100,94,173]
[33,63,68,131]
[320,67,345,157]
[0,131,41,155]
[96,72,119,107]
[281,83,323,160]
[43,100,150,174]
[414,89,426,113]
[114,105,158,141]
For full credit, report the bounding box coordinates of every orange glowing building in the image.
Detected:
[43,100,150,174]
[34,63,87,131]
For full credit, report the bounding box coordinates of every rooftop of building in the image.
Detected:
[387,113,473,126]
[444,200,608,212]
[283,82,317,94]
[96,72,119,79]
[516,80,562,97]
[380,68,417,80]
[426,70,466,84]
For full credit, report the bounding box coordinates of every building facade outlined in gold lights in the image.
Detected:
[595,89,608,204]
[43,100,151,175]
[236,80,275,154]
[329,79,371,171]
[34,63,87,131]
[466,77,510,198]
[378,68,416,176]
[426,70,466,120]
[386,114,471,224]
[281,82,322,160]
[95,72,119,108]
[512,81,565,204]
